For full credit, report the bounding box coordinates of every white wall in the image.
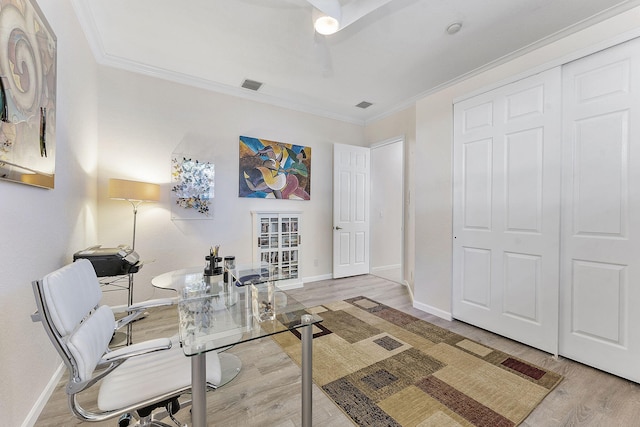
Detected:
[95,66,365,305]
[413,6,640,319]
[0,1,98,426]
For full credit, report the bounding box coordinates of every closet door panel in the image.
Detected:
[503,252,541,322]
[461,247,491,308]
[571,260,626,345]
[505,128,543,232]
[573,111,628,237]
[453,67,562,354]
[560,36,640,382]
[462,138,493,230]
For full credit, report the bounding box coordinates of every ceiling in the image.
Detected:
[72,0,640,124]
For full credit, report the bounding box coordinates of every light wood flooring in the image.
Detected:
[35,275,640,427]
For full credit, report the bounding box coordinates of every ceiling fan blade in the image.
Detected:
[339,0,394,29]
[305,0,341,20]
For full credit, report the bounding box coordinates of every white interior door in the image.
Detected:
[453,68,562,354]
[560,37,640,382]
[333,143,370,278]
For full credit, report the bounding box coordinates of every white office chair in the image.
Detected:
[32,259,239,427]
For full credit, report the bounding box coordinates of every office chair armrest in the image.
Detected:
[128,298,175,311]
[116,298,176,329]
[101,338,172,364]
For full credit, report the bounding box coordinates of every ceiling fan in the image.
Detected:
[306,0,394,35]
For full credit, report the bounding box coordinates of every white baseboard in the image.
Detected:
[22,362,65,427]
[413,300,452,321]
[371,264,401,272]
[275,281,304,291]
[302,273,333,283]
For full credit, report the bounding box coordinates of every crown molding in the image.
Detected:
[72,0,640,128]
[70,0,366,126]
[364,0,640,125]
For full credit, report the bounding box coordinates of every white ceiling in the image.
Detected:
[72,0,640,124]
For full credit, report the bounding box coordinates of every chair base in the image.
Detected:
[118,413,180,427]
[122,419,179,427]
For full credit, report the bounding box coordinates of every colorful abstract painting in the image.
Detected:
[239,136,311,200]
[0,0,56,188]
[171,156,214,219]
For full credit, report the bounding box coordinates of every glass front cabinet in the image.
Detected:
[252,211,303,289]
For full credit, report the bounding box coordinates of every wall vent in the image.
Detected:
[356,101,373,109]
[241,79,263,91]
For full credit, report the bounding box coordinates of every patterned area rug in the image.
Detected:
[271,296,563,427]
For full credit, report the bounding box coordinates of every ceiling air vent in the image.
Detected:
[356,101,373,109]
[241,79,263,91]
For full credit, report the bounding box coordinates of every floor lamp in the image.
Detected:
[108,178,160,345]
[108,178,160,250]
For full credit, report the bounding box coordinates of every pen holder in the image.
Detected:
[250,282,275,322]
[204,256,222,276]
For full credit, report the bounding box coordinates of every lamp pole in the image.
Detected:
[128,200,143,251]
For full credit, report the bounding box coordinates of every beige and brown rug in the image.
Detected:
[272,296,563,427]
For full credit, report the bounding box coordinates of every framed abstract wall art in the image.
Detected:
[239,136,311,200]
[0,0,56,188]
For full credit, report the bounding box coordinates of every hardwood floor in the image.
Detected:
[35,275,640,426]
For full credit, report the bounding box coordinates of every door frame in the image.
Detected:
[370,136,405,284]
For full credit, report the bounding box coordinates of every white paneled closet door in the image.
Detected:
[453,68,562,354]
[453,68,561,354]
[560,37,640,382]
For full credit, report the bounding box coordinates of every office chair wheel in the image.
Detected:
[118,413,132,427]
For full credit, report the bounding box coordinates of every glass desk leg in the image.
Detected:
[191,354,207,427]
[301,315,314,427]
[190,353,242,427]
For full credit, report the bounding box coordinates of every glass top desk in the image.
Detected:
[152,264,321,427]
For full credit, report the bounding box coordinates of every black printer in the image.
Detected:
[73,245,141,277]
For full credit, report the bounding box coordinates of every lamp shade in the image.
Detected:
[20,172,55,188]
[108,178,160,202]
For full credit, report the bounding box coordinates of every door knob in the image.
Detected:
[334,226,342,230]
